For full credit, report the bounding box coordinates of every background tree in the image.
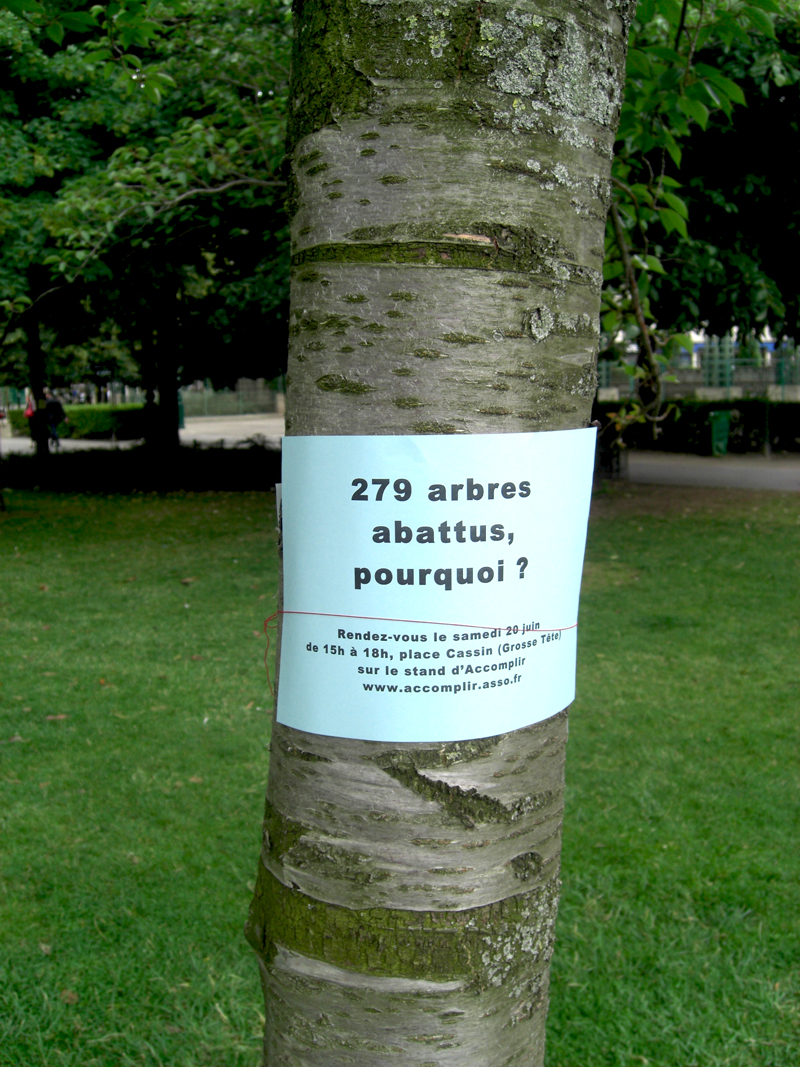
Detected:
[5,0,798,447]
[244,1,635,1063]
[0,7,118,451]
[0,0,291,448]
[650,12,800,337]
[599,0,798,437]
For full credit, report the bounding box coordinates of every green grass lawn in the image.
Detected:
[0,491,278,1066]
[549,485,800,1067]
[1,485,798,1066]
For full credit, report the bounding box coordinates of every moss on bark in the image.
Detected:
[247,862,560,989]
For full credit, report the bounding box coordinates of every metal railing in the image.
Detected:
[598,336,798,401]
[123,378,285,417]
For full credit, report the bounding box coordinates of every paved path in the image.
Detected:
[179,413,284,448]
[627,451,800,492]
[3,416,799,491]
[0,429,138,455]
[0,414,284,455]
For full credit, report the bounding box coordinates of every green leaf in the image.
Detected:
[712,10,745,47]
[645,255,666,274]
[45,21,65,44]
[662,191,688,219]
[658,68,682,92]
[60,12,98,31]
[744,7,776,37]
[695,64,747,105]
[142,81,162,104]
[648,46,683,65]
[5,0,45,14]
[688,79,720,110]
[663,131,682,167]
[628,183,654,206]
[655,0,684,27]
[659,207,688,239]
[678,95,709,129]
[671,333,694,353]
[626,49,652,78]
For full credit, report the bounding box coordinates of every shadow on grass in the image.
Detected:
[0,442,281,494]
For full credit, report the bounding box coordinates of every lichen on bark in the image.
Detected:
[284,0,630,437]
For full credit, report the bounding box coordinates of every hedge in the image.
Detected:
[594,398,800,456]
[7,404,145,440]
[0,441,281,493]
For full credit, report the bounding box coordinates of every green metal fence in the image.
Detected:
[123,379,284,417]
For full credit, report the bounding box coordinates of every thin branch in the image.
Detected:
[149,176,282,208]
[655,148,667,203]
[0,314,15,349]
[2,174,285,333]
[611,175,649,256]
[611,198,652,360]
[22,286,63,313]
[674,0,690,49]
[610,197,663,424]
[60,174,283,285]
[685,0,705,74]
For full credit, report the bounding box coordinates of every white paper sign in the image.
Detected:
[276,430,595,742]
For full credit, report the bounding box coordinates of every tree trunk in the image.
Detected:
[154,331,181,451]
[138,333,162,448]
[247,1,633,1062]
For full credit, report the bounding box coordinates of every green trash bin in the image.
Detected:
[709,410,731,456]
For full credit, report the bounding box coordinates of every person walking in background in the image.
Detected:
[44,391,67,451]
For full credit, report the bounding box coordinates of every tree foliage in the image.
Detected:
[652,15,800,336]
[0,0,291,393]
[601,0,799,434]
[2,0,799,410]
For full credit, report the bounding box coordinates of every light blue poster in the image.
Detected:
[276,430,595,742]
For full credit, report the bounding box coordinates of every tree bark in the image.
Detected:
[153,327,181,451]
[247,1,633,1062]
[138,332,160,447]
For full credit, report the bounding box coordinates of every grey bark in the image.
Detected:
[247,1,633,1062]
